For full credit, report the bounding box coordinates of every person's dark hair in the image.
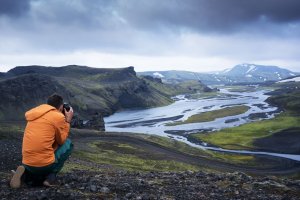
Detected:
[47,94,63,109]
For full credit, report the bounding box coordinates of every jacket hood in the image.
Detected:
[25,104,57,121]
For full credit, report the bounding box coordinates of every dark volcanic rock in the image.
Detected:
[225,118,240,123]
[6,65,136,79]
[0,139,22,171]
[142,75,163,83]
[247,112,269,120]
[253,127,300,154]
[1,170,299,200]
[84,113,105,131]
[265,82,300,113]
[0,74,70,120]
[71,114,105,131]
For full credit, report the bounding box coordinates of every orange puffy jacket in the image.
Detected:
[22,104,70,167]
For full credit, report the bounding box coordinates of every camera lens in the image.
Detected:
[63,103,71,112]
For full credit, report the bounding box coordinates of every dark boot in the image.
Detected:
[43,173,58,187]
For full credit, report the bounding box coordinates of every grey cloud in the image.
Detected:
[5,0,300,33]
[117,0,300,33]
[1,0,300,56]
[0,0,31,17]
[30,0,123,30]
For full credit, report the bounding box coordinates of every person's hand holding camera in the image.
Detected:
[64,106,74,123]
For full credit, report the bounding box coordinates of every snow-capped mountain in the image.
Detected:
[138,64,299,85]
[219,63,297,82]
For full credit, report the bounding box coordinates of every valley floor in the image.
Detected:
[191,113,300,155]
[0,129,300,199]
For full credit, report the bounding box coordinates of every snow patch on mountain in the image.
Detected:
[275,72,282,79]
[153,72,164,78]
[214,76,221,82]
[246,65,256,74]
[278,77,300,83]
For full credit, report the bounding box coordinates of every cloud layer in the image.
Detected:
[0,0,300,72]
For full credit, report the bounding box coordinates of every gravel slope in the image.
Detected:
[0,131,300,199]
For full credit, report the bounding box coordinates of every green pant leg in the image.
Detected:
[52,138,73,173]
[23,139,73,176]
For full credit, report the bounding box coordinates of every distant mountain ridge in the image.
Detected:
[218,63,297,82]
[138,63,299,85]
[6,65,137,81]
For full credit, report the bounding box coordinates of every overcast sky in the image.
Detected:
[0,0,300,72]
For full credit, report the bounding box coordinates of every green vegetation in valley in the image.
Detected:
[167,105,250,126]
[71,141,201,172]
[207,151,255,165]
[124,134,260,167]
[137,134,210,157]
[126,134,259,166]
[186,92,219,99]
[191,113,300,150]
[0,123,25,139]
[67,134,259,173]
[175,80,211,93]
[141,78,212,97]
[152,134,284,167]
[265,81,300,114]
[61,162,99,173]
[186,91,240,100]
[226,85,259,93]
[141,77,179,97]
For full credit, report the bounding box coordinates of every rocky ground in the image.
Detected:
[1,169,300,200]
[0,131,300,199]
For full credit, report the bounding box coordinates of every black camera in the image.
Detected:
[62,103,71,115]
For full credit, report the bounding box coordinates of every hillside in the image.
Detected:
[138,70,218,85]
[0,74,71,121]
[266,79,300,113]
[1,128,300,199]
[138,63,299,85]
[0,65,211,130]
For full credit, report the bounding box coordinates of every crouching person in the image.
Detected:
[10,94,74,188]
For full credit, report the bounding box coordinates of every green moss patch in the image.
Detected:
[61,161,100,173]
[192,113,300,150]
[0,123,24,139]
[167,105,250,126]
[138,134,210,157]
[206,151,255,165]
[72,141,200,172]
[226,86,259,93]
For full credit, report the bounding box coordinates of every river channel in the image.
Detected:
[104,88,300,161]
